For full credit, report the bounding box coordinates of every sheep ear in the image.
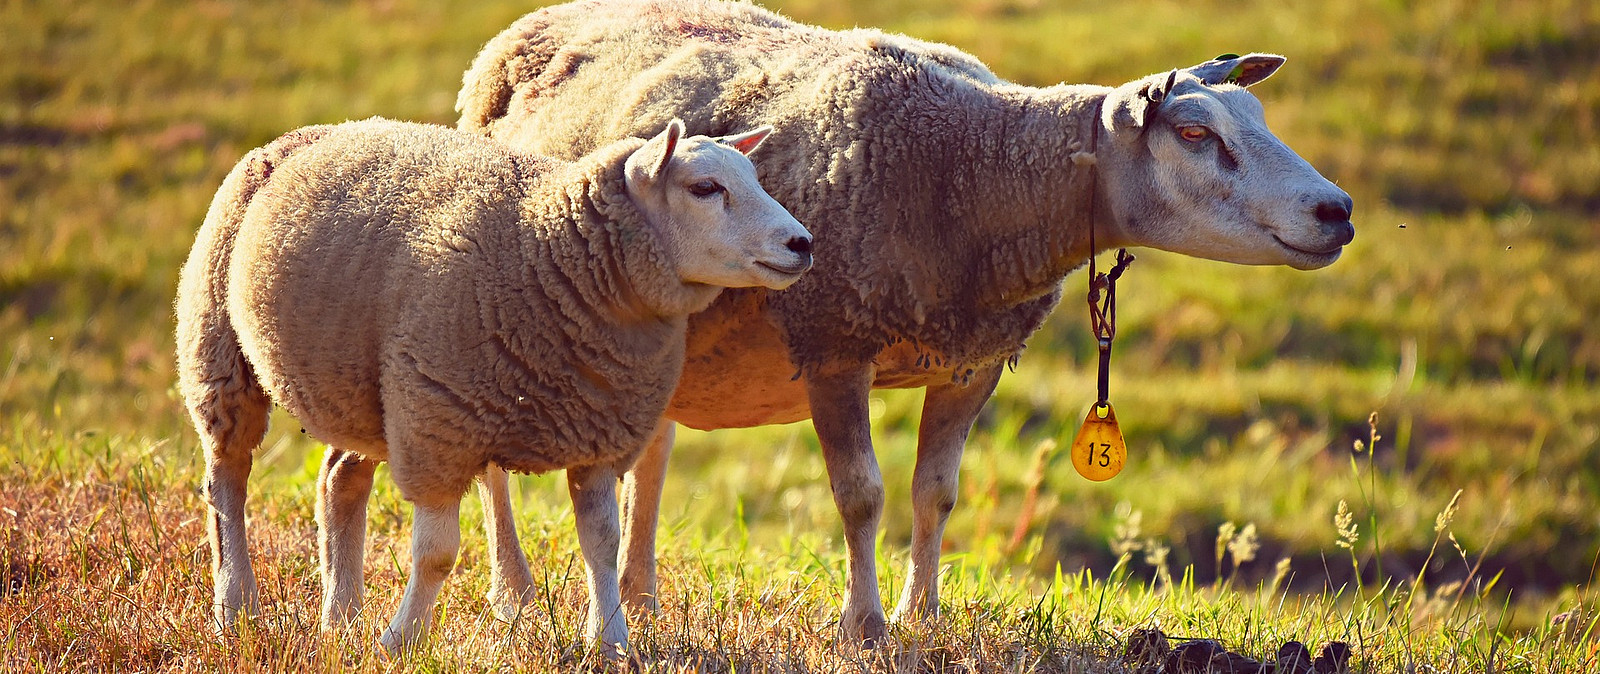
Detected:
[1108,81,1153,131]
[1186,53,1285,87]
[1145,70,1178,105]
[648,119,685,179]
[719,126,773,156]
[1120,70,1176,128]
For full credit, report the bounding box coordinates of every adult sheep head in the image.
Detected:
[624,119,814,290]
[1098,53,1354,270]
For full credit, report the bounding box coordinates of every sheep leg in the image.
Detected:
[569,463,628,656]
[892,364,1003,623]
[618,417,675,612]
[202,440,262,631]
[316,446,376,628]
[805,363,888,646]
[380,499,462,653]
[478,462,536,621]
[193,388,271,632]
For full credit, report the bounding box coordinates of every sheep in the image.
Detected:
[455,0,1356,643]
[174,116,812,653]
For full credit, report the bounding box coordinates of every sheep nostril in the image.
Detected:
[786,236,812,256]
[1336,221,1355,246]
[1315,199,1351,225]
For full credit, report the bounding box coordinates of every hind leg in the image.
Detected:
[893,364,1001,622]
[618,418,674,611]
[192,386,271,632]
[317,446,377,628]
[479,463,535,621]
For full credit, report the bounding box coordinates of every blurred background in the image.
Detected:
[2,0,1596,630]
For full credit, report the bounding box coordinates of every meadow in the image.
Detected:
[2,0,1598,670]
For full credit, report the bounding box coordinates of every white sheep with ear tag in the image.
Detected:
[459,0,1354,645]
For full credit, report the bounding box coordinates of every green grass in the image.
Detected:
[2,0,1598,670]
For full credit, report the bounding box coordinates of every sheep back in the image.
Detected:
[226,118,691,487]
[459,0,1080,378]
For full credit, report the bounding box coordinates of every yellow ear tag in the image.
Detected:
[1070,402,1126,481]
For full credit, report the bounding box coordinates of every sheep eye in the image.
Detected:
[687,180,724,197]
[1177,126,1211,142]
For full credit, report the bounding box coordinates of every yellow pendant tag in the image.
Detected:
[1071,402,1126,481]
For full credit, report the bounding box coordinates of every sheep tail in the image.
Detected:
[175,127,332,454]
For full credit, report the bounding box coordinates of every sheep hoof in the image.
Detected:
[210,597,261,636]
[489,594,545,625]
[490,600,522,624]
[861,616,888,649]
[487,587,537,623]
[378,618,429,656]
[622,592,660,614]
[841,610,889,649]
[377,629,406,656]
[619,573,660,613]
[599,639,629,661]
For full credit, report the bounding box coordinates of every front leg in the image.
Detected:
[892,364,1002,622]
[316,447,377,629]
[479,463,536,621]
[569,464,628,656]
[618,417,675,611]
[805,362,887,645]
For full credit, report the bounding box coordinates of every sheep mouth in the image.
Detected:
[756,260,811,277]
[1272,234,1344,269]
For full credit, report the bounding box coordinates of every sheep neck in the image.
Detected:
[517,148,720,329]
[778,79,1114,375]
[962,84,1111,310]
[453,149,696,473]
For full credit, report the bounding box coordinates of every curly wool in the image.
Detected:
[181,118,709,502]
[458,0,1107,379]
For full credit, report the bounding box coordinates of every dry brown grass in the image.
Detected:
[0,455,1128,673]
[4,426,1596,671]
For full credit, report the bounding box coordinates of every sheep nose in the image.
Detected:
[786,236,813,265]
[1315,196,1353,226]
[1314,196,1355,246]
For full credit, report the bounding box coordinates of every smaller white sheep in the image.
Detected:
[174,117,811,653]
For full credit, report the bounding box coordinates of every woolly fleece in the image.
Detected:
[458,0,1107,397]
[178,117,709,504]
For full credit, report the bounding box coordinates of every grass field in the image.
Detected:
[2,0,1598,670]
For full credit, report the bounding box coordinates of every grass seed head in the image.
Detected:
[1334,500,1360,549]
